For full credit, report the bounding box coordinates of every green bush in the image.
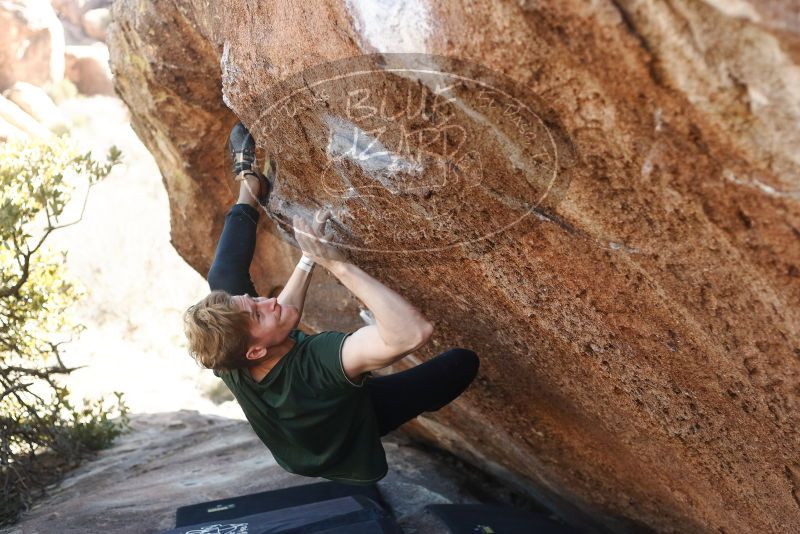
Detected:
[0,137,128,526]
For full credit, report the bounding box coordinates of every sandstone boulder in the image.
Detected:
[4,81,68,133]
[50,0,108,26]
[0,93,52,139]
[81,7,110,41]
[50,0,85,26]
[108,1,800,532]
[0,116,27,141]
[0,0,65,90]
[64,43,113,96]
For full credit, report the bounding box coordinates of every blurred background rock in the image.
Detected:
[0,0,241,428]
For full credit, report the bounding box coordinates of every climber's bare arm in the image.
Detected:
[231,174,311,327]
[329,261,432,372]
[293,211,433,376]
[276,264,313,325]
[276,209,342,324]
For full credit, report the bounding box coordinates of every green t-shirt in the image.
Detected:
[216,329,387,485]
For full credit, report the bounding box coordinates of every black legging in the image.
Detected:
[207,203,479,436]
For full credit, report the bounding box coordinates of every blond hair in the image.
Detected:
[183,290,253,371]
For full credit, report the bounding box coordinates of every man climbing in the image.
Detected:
[182,122,479,485]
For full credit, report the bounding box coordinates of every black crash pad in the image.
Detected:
[175,481,387,527]
[160,494,401,534]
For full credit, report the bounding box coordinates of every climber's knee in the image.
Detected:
[426,348,479,412]
[447,347,479,385]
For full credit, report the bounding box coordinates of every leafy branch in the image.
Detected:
[0,138,128,526]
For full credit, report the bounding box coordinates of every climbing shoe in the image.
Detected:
[228,121,272,207]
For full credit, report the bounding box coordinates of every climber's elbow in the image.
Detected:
[410,320,434,349]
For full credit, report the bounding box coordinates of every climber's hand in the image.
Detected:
[293,208,346,267]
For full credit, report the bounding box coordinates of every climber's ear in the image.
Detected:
[246,344,267,361]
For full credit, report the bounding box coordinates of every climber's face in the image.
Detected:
[232,295,299,359]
